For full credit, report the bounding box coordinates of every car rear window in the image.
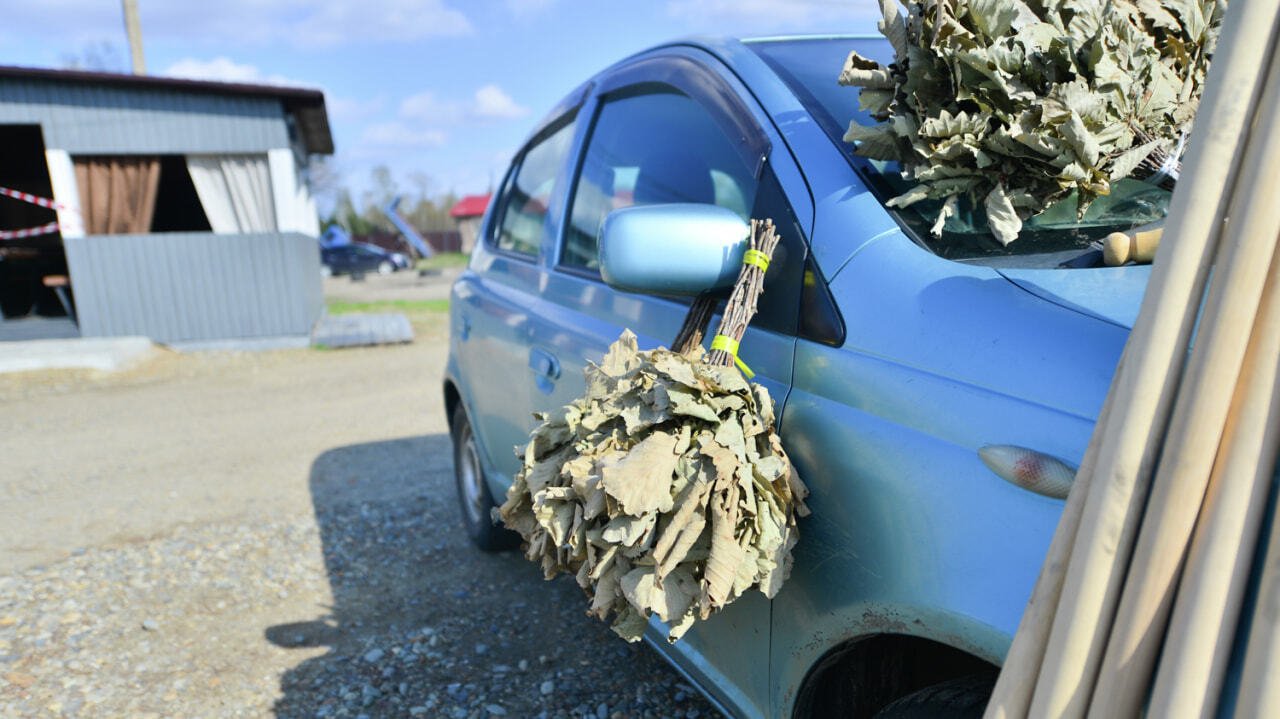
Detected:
[491,116,577,258]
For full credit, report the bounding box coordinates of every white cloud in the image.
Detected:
[287,0,472,48]
[162,57,315,88]
[327,94,388,123]
[471,85,529,120]
[360,122,448,148]
[398,92,465,125]
[5,0,472,50]
[398,85,528,125]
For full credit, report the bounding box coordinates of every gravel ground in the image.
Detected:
[322,266,463,305]
[0,307,716,718]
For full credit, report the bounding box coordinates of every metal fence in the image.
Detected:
[63,231,323,344]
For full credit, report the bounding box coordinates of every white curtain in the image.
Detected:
[186,154,277,233]
[44,149,85,238]
[296,184,320,237]
[267,148,321,237]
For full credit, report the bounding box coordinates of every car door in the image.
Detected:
[331,247,352,272]
[450,109,580,490]
[351,246,375,272]
[521,49,815,719]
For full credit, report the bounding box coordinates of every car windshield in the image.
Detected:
[747,37,1171,262]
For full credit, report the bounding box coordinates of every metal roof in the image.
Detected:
[0,64,333,155]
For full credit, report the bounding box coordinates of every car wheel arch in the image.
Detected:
[443,379,462,432]
[790,633,996,719]
[442,377,506,501]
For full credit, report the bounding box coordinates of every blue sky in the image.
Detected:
[3,1,880,211]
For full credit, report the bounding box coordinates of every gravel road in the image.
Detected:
[0,307,715,717]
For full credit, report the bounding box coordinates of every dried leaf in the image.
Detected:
[843,120,907,162]
[600,431,680,515]
[702,484,746,616]
[653,472,712,580]
[621,566,698,624]
[1109,139,1159,181]
[969,0,1021,39]
[838,50,894,88]
[985,184,1023,245]
[609,605,649,643]
[665,387,720,423]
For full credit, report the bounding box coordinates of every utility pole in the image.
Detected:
[122,0,145,75]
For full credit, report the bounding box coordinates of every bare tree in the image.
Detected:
[59,41,126,73]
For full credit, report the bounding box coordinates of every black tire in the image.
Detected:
[450,405,519,551]
[873,673,997,719]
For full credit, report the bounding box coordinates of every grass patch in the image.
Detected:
[327,299,450,315]
[416,252,469,271]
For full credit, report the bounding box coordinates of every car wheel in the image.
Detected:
[451,405,519,551]
[320,264,333,278]
[377,260,394,275]
[872,673,996,719]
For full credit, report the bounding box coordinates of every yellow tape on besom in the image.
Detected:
[710,334,754,379]
[743,249,770,272]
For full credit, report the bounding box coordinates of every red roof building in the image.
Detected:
[449,194,491,253]
[449,194,491,219]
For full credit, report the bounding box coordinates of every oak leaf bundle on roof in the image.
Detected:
[840,0,1226,244]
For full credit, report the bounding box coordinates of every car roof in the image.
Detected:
[523,33,886,145]
[617,33,884,66]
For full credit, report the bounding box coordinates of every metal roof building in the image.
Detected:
[0,65,334,345]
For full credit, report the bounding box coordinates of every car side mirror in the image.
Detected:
[598,203,748,296]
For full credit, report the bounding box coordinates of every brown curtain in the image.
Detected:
[73,156,161,235]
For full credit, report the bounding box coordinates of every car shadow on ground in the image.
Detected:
[267,434,715,718]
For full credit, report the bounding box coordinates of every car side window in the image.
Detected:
[562,88,758,270]
[490,115,577,258]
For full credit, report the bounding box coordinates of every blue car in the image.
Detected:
[320,242,409,277]
[442,35,1165,718]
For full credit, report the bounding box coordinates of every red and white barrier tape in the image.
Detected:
[0,186,77,240]
[0,186,77,213]
[0,221,62,240]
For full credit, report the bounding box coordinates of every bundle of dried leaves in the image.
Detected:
[840,0,1226,244]
[497,219,808,642]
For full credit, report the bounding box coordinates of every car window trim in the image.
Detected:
[485,108,582,264]
[596,55,771,178]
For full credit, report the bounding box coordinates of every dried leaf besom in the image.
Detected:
[498,219,808,642]
[840,0,1226,245]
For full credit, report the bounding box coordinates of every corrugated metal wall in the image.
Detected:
[0,79,290,153]
[63,232,324,343]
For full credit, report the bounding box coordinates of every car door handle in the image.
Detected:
[529,348,561,378]
[529,347,561,394]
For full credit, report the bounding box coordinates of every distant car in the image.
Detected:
[442,34,1167,718]
[320,243,409,277]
